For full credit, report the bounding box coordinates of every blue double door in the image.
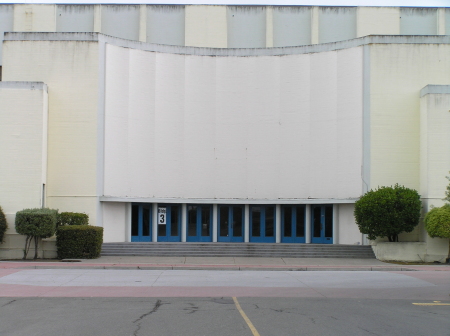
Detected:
[311,204,333,244]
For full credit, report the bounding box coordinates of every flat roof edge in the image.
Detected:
[5,33,450,56]
[421,85,450,97]
[0,81,47,91]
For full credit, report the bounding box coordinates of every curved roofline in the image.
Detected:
[5,32,450,56]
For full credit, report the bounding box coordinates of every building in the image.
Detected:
[0,4,449,261]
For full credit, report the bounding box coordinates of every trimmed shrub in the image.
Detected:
[57,212,89,227]
[424,204,450,263]
[15,208,58,259]
[0,206,7,244]
[354,184,421,242]
[56,225,103,259]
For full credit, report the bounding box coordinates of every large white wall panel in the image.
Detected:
[56,5,94,33]
[153,53,185,197]
[103,45,363,201]
[0,5,13,65]
[273,6,311,47]
[319,7,356,44]
[128,49,156,197]
[13,4,56,32]
[370,44,450,190]
[227,6,266,48]
[101,5,140,41]
[103,202,127,242]
[147,5,185,46]
[400,8,437,35]
[183,55,216,197]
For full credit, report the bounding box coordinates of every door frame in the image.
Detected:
[217,205,245,242]
[131,203,152,242]
[311,204,333,244]
[157,204,181,242]
[249,205,276,243]
[281,205,306,243]
[186,204,213,242]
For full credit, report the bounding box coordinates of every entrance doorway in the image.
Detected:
[218,205,244,242]
[187,205,212,242]
[311,204,333,244]
[250,205,276,243]
[157,204,181,242]
[281,205,305,243]
[131,203,152,242]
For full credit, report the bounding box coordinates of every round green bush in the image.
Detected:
[15,208,58,239]
[354,184,421,241]
[424,204,450,239]
[0,206,7,244]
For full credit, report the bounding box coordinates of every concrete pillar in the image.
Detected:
[212,204,218,242]
[305,204,311,243]
[275,204,281,243]
[438,8,446,35]
[181,203,187,242]
[126,203,132,242]
[152,203,158,242]
[244,204,250,242]
[93,5,101,32]
[266,6,273,48]
[333,204,339,244]
[311,7,319,44]
[139,4,147,42]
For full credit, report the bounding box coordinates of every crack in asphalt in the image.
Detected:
[132,299,165,336]
[1,299,16,307]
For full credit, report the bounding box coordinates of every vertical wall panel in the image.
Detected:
[0,5,13,65]
[273,6,311,47]
[400,8,437,35]
[101,5,140,41]
[227,6,266,48]
[56,5,94,32]
[356,7,400,37]
[319,7,356,44]
[147,5,185,46]
[185,5,227,48]
[446,8,450,34]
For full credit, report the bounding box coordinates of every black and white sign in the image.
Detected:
[158,207,166,225]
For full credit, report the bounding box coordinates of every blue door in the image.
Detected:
[311,205,333,244]
[187,205,212,242]
[157,204,181,242]
[131,203,152,242]
[218,205,244,242]
[281,205,305,243]
[250,205,276,243]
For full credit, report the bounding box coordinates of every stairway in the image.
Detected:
[101,243,375,258]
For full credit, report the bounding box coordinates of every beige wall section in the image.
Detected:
[0,83,47,226]
[185,5,227,48]
[2,40,99,225]
[356,7,400,37]
[13,4,56,32]
[420,90,450,210]
[102,202,127,242]
[369,44,450,191]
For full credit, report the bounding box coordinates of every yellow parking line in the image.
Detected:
[413,303,450,306]
[233,297,261,336]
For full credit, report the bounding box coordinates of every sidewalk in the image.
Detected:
[1,256,449,271]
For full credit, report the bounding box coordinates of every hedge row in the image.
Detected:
[0,206,7,244]
[56,225,103,259]
[57,212,89,227]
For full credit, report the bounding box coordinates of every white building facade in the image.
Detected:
[0,4,449,260]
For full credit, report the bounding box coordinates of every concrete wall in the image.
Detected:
[147,5,185,46]
[337,204,362,245]
[0,5,13,65]
[0,82,48,259]
[272,6,311,47]
[101,5,140,41]
[103,202,128,242]
[227,6,266,48]
[356,7,400,37]
[372,241,448,262]
[2,38,100,226]
[185,5,227,48]
[400,7,438,35]
[103,44,364,200]
[369,44,450,191]
[56,5,94,33]
[319,7,356,44]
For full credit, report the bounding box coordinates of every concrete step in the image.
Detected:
[101,243,375,258]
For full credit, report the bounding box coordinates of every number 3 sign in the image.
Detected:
[158,207,166,225]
